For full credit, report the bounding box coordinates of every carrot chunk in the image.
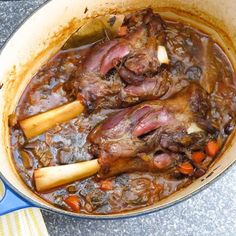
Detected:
[192,152,206,164]
[118,26,128,36]
[64,195,81,212]
[100,180,113,191]
[205,140,220,157]
[178,162,194,175]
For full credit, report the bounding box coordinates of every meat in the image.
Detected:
[63,39,127,109]
[118,10,166,80]
[122,37,159,76]
[121,70,189,103]
[88,84,210,178]
[102,153,179,178]
[118,67,144,85]
[66,72,123,110]
[64,9,174,110]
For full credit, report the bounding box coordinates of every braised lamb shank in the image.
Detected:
[64,9,189,110]
[88,84,213,178]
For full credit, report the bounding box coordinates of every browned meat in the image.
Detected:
[121,70,189,103]
[118,67,145,85]
[102,153,179,178]
[66,72,123,110]
[119,9,166,79]
[63,39,127,109]
[88,84,211,178]
[122,37,159,76]
[124,8,166,43]
[64,9,172,110]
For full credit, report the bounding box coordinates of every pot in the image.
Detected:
[0,0,236,219]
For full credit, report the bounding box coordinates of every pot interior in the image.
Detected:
[0,0,236,218]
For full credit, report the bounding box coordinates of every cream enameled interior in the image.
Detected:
[0,180,5,200]
[0,0,236,218]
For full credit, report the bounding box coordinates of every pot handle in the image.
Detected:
[0,179,34,216]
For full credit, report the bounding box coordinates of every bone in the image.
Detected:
[157,45,169,64]
[34,159,100,192]
[19,100,84,139]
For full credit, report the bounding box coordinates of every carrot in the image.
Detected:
[64,195,81,212]
[192,152,206,164]
[118,26,128,36]
[100,180,113,191]
[205,140,220,157]
[178,162,194,175]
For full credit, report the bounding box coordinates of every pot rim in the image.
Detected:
[0,0,235,220]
